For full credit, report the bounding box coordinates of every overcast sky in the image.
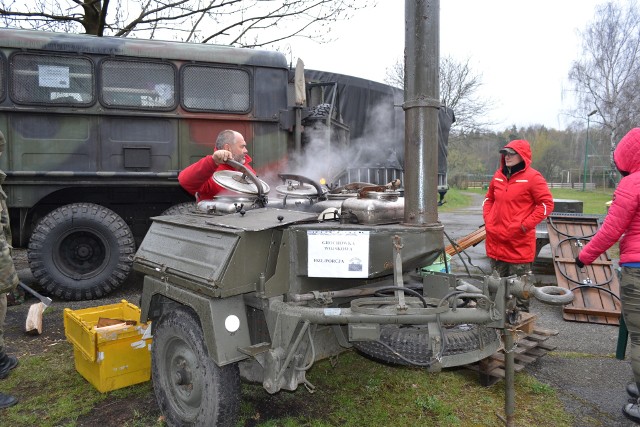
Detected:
[282,0,618,131]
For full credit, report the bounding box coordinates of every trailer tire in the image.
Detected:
[352,323,500,367]
[161,202,196,216]
[152,306,240,427]
[534,286,574,306]
[27,203,135,300]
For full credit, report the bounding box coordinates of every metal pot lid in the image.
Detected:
[276,181,320,197]
[213,170,270,195]
[363,191,401,201]
[327,192,357,200]
[212,195,256,202]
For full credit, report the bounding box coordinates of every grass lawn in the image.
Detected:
[437,187,478,212]
[440,187,613,215]
[548,188,613,215]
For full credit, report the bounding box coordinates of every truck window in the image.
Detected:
[0,28,297,302]
[10,53,94,105]
[100,59,176,109]
[0,55,5,101]
[182,65,250,113]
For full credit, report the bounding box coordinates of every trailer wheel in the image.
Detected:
[152,307,240,427]
[352,323,500,367]
[27,203,135,300]
[161,202,196,216]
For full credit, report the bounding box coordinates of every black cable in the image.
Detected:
[442,248,450,274]
[547,216,597,239]
[373,286,428,308]
[438,290,465,307]
[552,236,614,287]
[443,229,470,275]
[549,226,619,309]
[443,229,490,276]
[570,284,621,302]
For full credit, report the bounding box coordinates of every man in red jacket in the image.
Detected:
[483,139,554,312]
[178,130,256,201]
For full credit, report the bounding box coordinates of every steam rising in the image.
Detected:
[282,102,404,189]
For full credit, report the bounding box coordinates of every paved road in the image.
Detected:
[440,193,634,427]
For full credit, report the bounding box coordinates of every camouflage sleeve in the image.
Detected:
[0,198,11,248]
[0,234,18,294]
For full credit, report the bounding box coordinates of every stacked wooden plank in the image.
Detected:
[466,318,559,386]
[445,225,486,256]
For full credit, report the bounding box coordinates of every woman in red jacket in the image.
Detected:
[178,129,256,201]
[483,139,554,311]
[576,128,640,423]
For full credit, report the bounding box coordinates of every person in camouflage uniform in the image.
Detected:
[0,130,20,409]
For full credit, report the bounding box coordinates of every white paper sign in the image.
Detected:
[307,230,370,278]
[38,65,70,88]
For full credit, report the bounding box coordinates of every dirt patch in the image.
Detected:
[74,393,161,426]
[4,249,163,426]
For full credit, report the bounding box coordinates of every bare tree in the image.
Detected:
[384,55,495,134]
[384,59,403,89]
[569,0,640,173]
[0,0,370,48]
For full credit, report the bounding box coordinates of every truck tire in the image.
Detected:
[27,203,135,300]
[152,306,240,427]
[352,323,500,367]
[161,202,196,216]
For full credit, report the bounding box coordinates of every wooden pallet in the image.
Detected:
[545,215,621,325]
[466,317,559,386]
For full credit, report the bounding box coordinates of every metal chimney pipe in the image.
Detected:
[403,0,440,226]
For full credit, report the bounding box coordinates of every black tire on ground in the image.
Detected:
[27,203,135,300]
[352,323,500,367]
[152,306,240,427]
[160,202,196,216]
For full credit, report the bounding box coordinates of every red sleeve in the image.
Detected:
[178,155,218,198]
[521,172,554,231]
[579,180,636,265]
[178,155,259,200]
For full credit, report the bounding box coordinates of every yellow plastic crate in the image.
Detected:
[63,300,152,393]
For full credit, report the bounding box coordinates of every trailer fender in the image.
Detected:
[140,275,251,366]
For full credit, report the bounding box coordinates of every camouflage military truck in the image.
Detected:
[0,27,454,301]
[0,28,417,300]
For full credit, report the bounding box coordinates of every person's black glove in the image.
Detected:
[575,256,585,268]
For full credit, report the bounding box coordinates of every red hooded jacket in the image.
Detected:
[483,139,554,263]
[178,152,256,201]
[578,128,640,265]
